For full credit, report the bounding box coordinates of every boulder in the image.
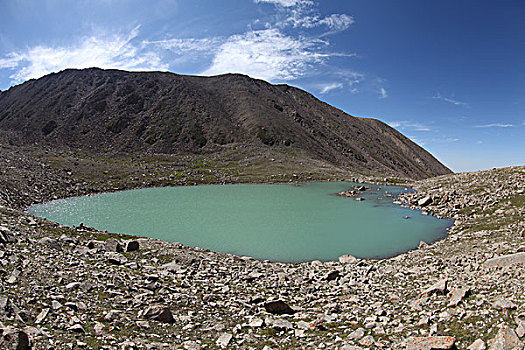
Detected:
[0,227,16,244]
[448,287,470,307]
[38,237,61,250]
[339,254,357,264]
[467,339,486,350]
[405,336,456,350]
[0,327,31,350]
[248,318,264,328]
[516,319,525,338]
[423,279,448,296]
[264,300,295,315]
[216,333,232,348]
[126,240,140,252]
[488,324,523,350]
[265,317,293,330]
[323,270,340,281]
[143,306,174,323]
[104,252,128,265]
[492,297,517,310]
[104,238,124,252]
[418,196,433,207]
[160,261,185,274]
[484,253,525,268]
[68,324,85,333]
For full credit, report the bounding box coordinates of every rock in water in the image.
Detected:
[264,300,295,315]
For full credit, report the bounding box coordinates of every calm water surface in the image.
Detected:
[28,182,452,262]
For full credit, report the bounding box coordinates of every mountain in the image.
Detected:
[0,68,451,179]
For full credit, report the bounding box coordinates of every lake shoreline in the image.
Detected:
[1,144,524,348]
[27,181,453,262]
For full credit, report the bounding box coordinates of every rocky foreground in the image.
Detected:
[1,164,524,349]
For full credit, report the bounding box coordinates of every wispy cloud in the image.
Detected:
[201,28,331,81]
[1,1,361,91]
[318,82,343,94]
[258,0,354,34]
[379,87,388,99]
[289,13,354,32]
[433,93,468,107]
[145,37,222,53]
[254,0,313,7]
[388,121,431,131]
[474,123,514,128]
[432,137,460,143]
[1,26,167,85]
[318,14,354,32]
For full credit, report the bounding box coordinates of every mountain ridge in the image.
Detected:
[0,68,451,179]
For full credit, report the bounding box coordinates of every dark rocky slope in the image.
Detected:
[0,68,450,180]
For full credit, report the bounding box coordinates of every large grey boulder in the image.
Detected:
[488,324,523,350]
[423,279,448,296]
[38,237,61,250]
[104,252,128,265]
[104,238,124,252]
[484,253,525,268]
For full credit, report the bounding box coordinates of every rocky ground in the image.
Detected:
[0,145,524,349]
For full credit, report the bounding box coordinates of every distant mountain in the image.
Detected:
[0,68,451,179]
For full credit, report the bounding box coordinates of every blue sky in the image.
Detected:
[0,0,523,172]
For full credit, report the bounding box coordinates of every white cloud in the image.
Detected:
[1,26,168,85]
[388,121,431,131]
[474,123,514,128]
[318,14,354,31]
[318,82,343,94]
[259,0,353,34]
[379,87,388,99]
[0,54,22,69]
[201,29,329,81]
[433,93,468,106]
[287,13,354,32]
[145,37,222,53]
[254,0,313,7]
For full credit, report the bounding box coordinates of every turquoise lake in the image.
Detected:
[27,182,452,262]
